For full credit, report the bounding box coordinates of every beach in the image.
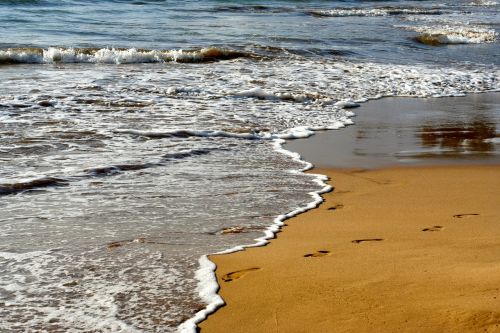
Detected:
[199,94,500,332]
[0,1,498,331]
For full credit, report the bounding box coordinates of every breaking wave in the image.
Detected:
[404,25,498,45]
[468,0,498,6]
[308,6,446,18]
[0,47,256,65]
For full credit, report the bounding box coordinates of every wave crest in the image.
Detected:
[309,6,445,18]
[405,25,498,45]
[468,0,498,6]
[0,47,255,65]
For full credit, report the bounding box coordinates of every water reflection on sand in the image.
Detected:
[287,93,500,168]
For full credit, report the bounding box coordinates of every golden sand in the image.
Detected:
[200,165,500,333]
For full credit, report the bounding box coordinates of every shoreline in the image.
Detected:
[195,93,500,332]
[179,137,332,333]
[2,1,500,330]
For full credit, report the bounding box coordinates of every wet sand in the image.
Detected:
[199,93,500,333]
[287,93,500,168]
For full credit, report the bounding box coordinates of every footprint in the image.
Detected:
[333,190,351,194]
[304,250,331,258]
[328,204,344,211]
[222,267,260,282]
[352,239,384,244]
[453,213,479,218]
[422,226,444,232]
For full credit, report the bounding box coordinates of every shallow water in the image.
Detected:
[0,0,499,332]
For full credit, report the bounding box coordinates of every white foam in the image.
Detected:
[468,0,498,6]
[114,128,262,140]
[115,119,355,142]
[0,47,247,64]
[277,126,316,139]
[234,87,320,103]
[334,100,361,109]
[0,244,190,332]
[484,137,500,143]
[401,24,498,44]
[309,7,444,17]
[0,250,51,261]
[234,87,275,99]
[178,135,335,332]
[177,256,224,333]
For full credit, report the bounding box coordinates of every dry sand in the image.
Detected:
[200,165,500,332]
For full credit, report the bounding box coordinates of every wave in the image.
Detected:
[246,44,356,59]
[114,129,262,140]
[0,0,47,5]
[233,88,361,111]
[0,44,354,66]
[163,148,214,160]
[210,4,293,13]
[1,148,218,195]
[114,119,354,142]
[404,25,498,45]
[0,47,256,65]
[84,149,215,176]
[211,4,447,17]
[84,163,158,177]
[468,0,498,6]
[308,6,445,18]
[0,177,68,196]
[234,87,313,102]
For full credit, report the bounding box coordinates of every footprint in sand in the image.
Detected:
[352,239,384,244]
[422,226,444,232]
[453,213,479,218]
[222,267,260,282]
[328,204,344,211]
[333,190,351,195]
[304,250,331,258]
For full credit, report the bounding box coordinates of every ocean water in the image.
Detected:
[0,0,498,332]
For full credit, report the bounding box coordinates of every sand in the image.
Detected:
[199,94,500,332]
[286,93,500,168]
[200,165,500,332]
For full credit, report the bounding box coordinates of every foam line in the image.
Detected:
[308,6,446,17]
[178,136,333,332]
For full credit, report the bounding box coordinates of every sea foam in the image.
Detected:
[0,47,252,65]
[405,25,498,44]
[308,6,445,17]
